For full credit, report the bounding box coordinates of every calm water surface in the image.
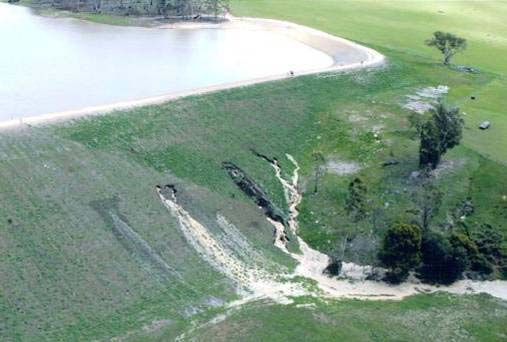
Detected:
[0,3,333,121]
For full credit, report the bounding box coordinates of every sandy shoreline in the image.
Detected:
[0,16,384,130]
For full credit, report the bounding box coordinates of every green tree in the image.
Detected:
[410,178,443,231]
[379,223,422,283]
[450,232,493,276]
[408,111,429,138]
[161,0,228,19]
[419,232,469,284]
[433,102,463,151]
[206,0,229,19]
[450,197,474,230]
[419,102,464,169]
[426,31,467,65]
[472,224,505,267]
[419,120,440,168]
[345,177,367,222]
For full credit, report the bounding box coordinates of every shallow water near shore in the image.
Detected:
[0,3,336,121]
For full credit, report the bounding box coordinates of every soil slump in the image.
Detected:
[158,156,507,305]
[222,161,288,230]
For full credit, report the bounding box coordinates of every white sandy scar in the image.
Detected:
[158,156,507,304]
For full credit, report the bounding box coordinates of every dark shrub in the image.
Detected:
[419,232,469,284]
[323,258,342,276]
[379,223,422,283]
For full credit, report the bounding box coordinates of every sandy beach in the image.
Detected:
[0,16,384,129]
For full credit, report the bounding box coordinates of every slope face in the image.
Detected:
[2,1,507,340]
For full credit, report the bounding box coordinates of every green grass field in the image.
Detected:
[232,0,507,163]
[184,294,507,341]
[1,0,507,340]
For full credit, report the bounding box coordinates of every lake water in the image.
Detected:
[0,3,334,121]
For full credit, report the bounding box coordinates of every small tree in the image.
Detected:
[433,102,463,151]
[411,178,443,231]
[408,111,429,138]
[208,0,230,18]
[419,121,440,168]
[450,197,474,230]
[379,223,422,283]
[419,102,464,169]
[450,232,493,275]
[345,177,368,222]
[472,224,504,265]
[426,31,467,65]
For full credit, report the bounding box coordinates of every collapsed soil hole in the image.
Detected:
[222,161,287,227]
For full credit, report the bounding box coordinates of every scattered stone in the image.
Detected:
[479,121,491,130]
[164,184,177,193]
[404,100,435,114]
[416,85,449,99]
[205,296,225,307]
[403,85,449,114]
[275,229,290,243]
[348,114,367,122]
[410,171,421,179]
[432,159,466,178]
[339,262,375,281]
[454,65,479,73]
[365,267,386,281]
[142,319,173,333]
[325,159,361,175]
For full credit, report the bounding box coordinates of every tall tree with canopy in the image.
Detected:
[419,102,464,169]
[426,31,467,65]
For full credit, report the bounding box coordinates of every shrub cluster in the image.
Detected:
[379,223,506,284]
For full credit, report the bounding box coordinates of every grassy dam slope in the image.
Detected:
[1,0,507,340]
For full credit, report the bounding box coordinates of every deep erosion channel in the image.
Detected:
[157,154,507,306]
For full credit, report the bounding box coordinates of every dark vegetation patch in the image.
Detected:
[323,257,342,276]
